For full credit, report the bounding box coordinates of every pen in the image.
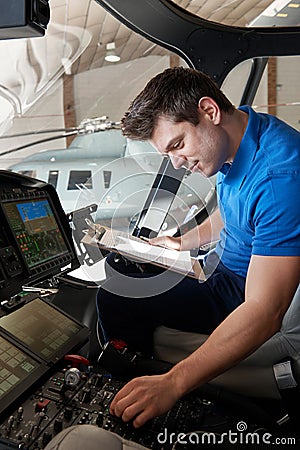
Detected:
[139,236,150,243]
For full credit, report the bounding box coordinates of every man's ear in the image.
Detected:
[198,97,221,125]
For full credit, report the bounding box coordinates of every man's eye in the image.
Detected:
[173,141,181,149]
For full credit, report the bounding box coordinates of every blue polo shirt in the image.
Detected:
[215,106,300,278]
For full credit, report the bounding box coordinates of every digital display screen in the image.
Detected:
[0,335,40,403]
[0,299,83,362]
[2,198,69,268]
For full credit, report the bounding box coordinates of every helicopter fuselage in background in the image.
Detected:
[9,130,215,232]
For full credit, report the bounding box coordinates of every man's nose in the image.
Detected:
[169,154,187,170]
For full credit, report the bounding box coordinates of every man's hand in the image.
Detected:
[110,373,181,428]
[149,235,181,250]
[149,208,223,251]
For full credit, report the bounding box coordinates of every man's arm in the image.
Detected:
[149,207,223,251]
[110,255,300,427]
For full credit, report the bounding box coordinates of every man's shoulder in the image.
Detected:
[256,114,300,173]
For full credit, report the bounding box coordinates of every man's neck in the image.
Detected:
[224,108,249,163]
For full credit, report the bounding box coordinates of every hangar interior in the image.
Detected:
[0,1,299,449]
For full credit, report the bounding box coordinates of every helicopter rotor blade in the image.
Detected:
[0,118,122,156]
[0,131,78,157]
[0,128,79,139]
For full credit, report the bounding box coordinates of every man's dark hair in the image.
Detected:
[121,66,235,140]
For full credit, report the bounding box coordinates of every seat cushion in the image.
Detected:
[44,425,150,450]
[154,285,300,399]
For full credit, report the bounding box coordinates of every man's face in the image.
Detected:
[151,113,230,178]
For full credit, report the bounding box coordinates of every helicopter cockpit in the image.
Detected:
[0,1,299,449]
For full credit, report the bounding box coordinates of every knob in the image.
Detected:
[16,406,24,423]
[64,367,81,387]
[96,412,104,427]
[37,412,46,428]
[6,416,14,435]
[28,423,36,439]
[64,407,73,421]
[53,418,63,434]
[79,387,91,403]
[42,431,53,446]
[93,374,103,387]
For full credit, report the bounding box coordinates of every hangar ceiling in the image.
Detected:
[49,0,300,75]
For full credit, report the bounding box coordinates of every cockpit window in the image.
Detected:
[0,0,299,235]
[67,171,93,190]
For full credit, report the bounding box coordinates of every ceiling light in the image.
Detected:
[260,0,290,17]
[104,42,120,63]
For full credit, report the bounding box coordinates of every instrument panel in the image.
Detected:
[0,171,78,304]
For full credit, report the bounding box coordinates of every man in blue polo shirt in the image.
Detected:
[97,67,300,428]
[216,104,299,277]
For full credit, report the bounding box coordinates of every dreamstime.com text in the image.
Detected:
[157,421,297,446]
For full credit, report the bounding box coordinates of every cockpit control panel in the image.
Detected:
[0,171,294,449]
[0,293,90,422]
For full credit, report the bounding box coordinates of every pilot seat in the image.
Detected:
[154,284,300,401]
